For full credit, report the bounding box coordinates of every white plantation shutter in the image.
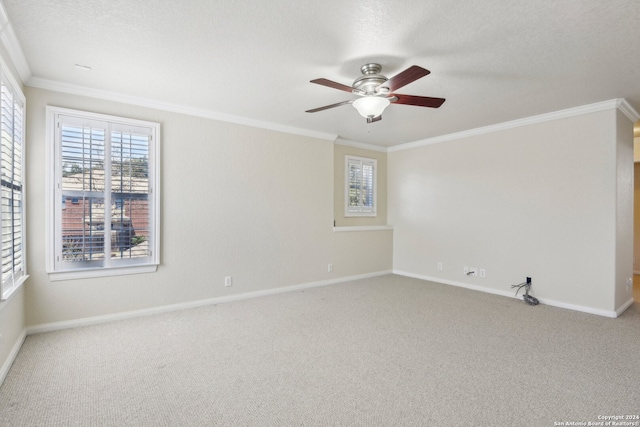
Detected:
[347,158,361,210]
[362,162,374,210]
[48,108,160,278]
[58,119,107,267]
[345,155,376,216]
[110,127,151,262]
[0,66,26,300]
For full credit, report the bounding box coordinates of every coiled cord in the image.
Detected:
[511,281,539,306]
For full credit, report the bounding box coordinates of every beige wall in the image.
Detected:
[333,143,387,227]
[389,108,633,314]
[0,286,25,380]
[635,162,640,273]
[634,130,640,274]
[24,87,392,327]
[615,111,634,308]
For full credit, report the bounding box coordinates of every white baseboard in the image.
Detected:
[392,270,620,318]
[26,270,392,335]
[24,269,629,336]
[393,270,516,299]
[0,328,26,387]
[615,298,635,317]
[534,297,618,318]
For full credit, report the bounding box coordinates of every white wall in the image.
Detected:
[24,87,392,327]
[388,107,634,315]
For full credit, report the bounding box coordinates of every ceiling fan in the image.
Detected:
[306,63,445,123]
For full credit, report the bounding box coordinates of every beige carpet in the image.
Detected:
[1,274,639,426]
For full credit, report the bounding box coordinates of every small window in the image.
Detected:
[46,107,160,280]
[345,155,376,217]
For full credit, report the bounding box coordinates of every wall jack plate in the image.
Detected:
[464,266,478,276]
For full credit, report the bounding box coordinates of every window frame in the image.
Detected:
[46,107,160,281]
[344,155,377,217]
[0,61,27,300]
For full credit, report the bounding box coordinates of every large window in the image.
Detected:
[0,65,26,300]
[345,155,376,217]
[47,107,160,280]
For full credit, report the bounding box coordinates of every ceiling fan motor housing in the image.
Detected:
[352,63,388,94]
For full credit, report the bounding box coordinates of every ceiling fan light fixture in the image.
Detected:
[352,96,390,119]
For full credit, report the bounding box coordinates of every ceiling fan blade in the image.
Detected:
[310,78,354,93]
[305,100,353,113]
[392,94,445,108]
[366,115,382,124]
[378,66,430,93]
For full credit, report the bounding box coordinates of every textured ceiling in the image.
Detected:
[2,0,640,147]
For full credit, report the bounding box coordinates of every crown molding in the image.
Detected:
[616,98,640,123]
[334,137,388,152]
[0,1,31,83]
[27,76,337,142]
[389,99,636,152]
[24,72,639,150]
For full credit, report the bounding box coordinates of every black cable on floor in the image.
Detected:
[511,281,539,306]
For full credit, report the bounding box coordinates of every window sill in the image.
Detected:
[333,225,394,232]
[344,212,377,217]
[49,264,158,281]
[0,275,29,302]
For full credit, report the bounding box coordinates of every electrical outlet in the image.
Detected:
[224,276,232,287]
[479,268,486,278]
[328,264,333,273]
[627,277,632,290]
[463,266,469,275]
[437,262,443,271]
